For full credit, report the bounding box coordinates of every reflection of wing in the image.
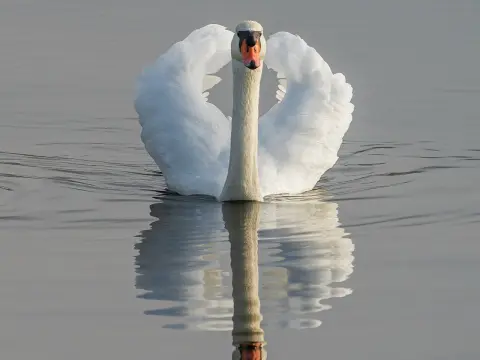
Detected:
[135,25,233,196]
[134,194,354,331]
[259,32,354,196]
[258,200,354,329]
[134,199,233,331]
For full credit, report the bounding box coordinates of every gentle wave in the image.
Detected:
[0,150,159,196]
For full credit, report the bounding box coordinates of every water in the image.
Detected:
[1,0,479,359]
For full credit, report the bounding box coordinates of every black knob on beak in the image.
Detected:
[246,34,256,47]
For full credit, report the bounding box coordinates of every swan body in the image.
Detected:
[135,21,354,201]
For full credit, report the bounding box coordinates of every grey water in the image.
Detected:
[1,0,479,359]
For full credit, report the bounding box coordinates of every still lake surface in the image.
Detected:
[1,0,479,359]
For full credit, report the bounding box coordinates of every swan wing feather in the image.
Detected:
[259,32,354,196]
[135,24,234,197]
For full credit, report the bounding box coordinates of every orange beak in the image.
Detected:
[240,39,261,69]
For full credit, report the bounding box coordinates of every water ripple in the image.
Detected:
[0,150,159,195]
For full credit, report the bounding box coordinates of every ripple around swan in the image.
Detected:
[0,150,163,229]
[134,192,354,332]
[321,140,480,228]
[0,151,159,195]
[2,138,477,233]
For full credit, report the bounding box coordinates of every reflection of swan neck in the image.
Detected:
[223,203,265,346]
[220,61,263,201]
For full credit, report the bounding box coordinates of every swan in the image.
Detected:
[135,21,354,201]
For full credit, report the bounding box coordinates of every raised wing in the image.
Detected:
[259,32,354,196]
[135,25,234,197]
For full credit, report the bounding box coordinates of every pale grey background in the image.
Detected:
[1,0,479,359]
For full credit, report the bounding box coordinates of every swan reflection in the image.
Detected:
[224,202,266,360]
[135,192,354,332]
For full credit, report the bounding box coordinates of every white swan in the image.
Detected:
[135,21,354,201]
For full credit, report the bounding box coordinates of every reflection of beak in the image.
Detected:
[239,343,263,360]
[240,39,261,70]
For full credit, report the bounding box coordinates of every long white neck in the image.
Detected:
[220,60,263,202]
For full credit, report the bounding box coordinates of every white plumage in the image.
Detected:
[135,23,354,201]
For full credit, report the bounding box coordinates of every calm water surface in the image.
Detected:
[1,0,479,359]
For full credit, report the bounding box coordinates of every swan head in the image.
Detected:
[232,21,266,70]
